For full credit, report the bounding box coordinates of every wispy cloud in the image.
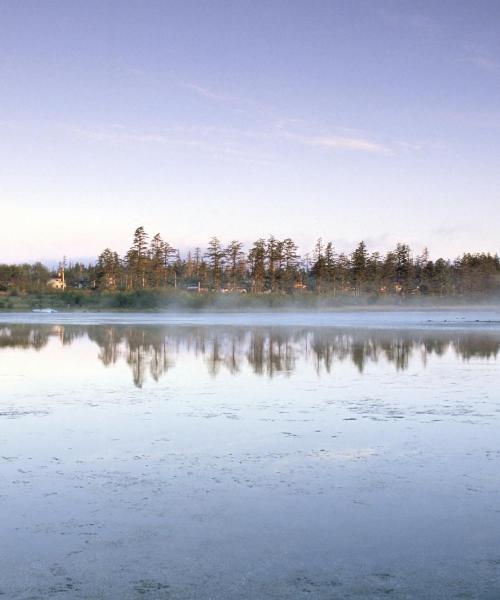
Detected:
[378,10,439,34]
[67,124,278,166]
[461,45,498,72]
[69,121,404,162]
[394,140,445,152]
[447,111,500,129]
[182,81,283,124]
[181,84,403,157]
[181,83,236,102]
[287,132,392,155]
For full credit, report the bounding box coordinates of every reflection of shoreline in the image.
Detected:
[1,325,499,387]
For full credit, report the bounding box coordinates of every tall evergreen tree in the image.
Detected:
[248,239,266,293]
[312,238,326,293]
[323,242,336,294]
[225,240,245,290]
[97,248,120,289]
[205,237,225,290]
[283,238,299,291]
[126,226,149,289]
[351,241,368,295]
[150,233,165,288]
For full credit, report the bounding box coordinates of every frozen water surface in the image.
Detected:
[1,311,500,598]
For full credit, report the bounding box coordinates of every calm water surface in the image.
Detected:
[1,312,500,599]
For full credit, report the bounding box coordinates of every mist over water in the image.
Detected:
[1,313,500,598]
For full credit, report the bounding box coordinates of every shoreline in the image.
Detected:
[1,302,500,314]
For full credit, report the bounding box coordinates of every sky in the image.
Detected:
[1,0,500,263]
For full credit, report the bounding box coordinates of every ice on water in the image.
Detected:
[1,312,499,598]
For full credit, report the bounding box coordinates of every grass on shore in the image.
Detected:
[0,289,498,312]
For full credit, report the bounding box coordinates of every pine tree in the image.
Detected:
[283,238,299,292]
[324,242,336,295]
[266,236,278,292]
[394,243,412,295]
[225,240,245,291]
[248,239,266,293]
[312,238,326,293]
[351,241,368,295]
[205,237,225,290]
[97,248,120,289]
[150,233,165,287]
[126,226,149,289]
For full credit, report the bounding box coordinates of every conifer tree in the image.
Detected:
[205,237,225,290]
[225,240,245,290]
[126,226,149,289]
[248,239,266,293]
[351,241,368,295]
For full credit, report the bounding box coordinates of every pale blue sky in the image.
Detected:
[1,0,499,262]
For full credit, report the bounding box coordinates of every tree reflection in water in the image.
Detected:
[1,324,499,387]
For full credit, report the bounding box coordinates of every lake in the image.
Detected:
[1,311,500,599]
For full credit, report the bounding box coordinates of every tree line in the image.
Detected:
[1,226,499,298]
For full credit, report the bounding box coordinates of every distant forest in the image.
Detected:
[1,227,500,304]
